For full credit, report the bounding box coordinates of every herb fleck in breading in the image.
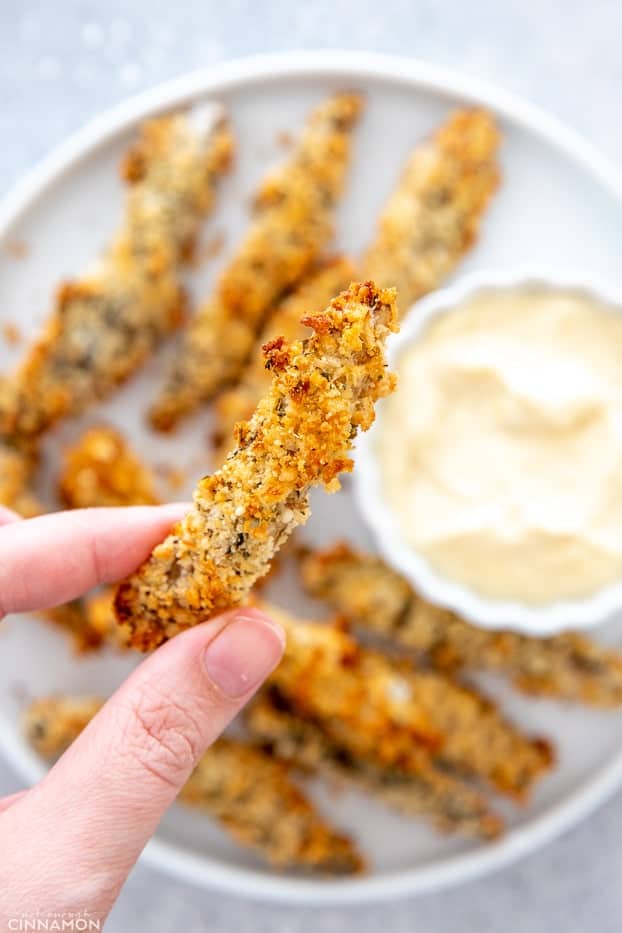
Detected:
[115,282,397,650]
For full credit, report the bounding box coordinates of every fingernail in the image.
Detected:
[203,609,285,699]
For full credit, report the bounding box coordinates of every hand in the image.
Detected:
[0,505,285,927]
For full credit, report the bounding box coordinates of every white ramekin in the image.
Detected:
[354,268,622,636]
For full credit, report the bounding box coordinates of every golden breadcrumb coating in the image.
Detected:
[149,94,363,430]
[59,425,159,509]
[363,109,500,310]
[84,588,132,650]
[0,443,99,652]
[179,737,364,873]
[247,691,503,840]
[24,695,363,874]
[262,603,553,800]
[0,108,233,439]
[0,439,108,650]
[115,282,397,650]
[300,543,622,707]
[0,437,41,516]
[212,256,355,461]
[43,601,108,653]
[23,695,104,758]
[44,427,156,652]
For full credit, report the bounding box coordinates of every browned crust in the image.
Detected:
[24,695,363,874]
[300,542,622,707]
[179,737,364,873]
[83,588,133,651]
[42,602,106,654]
[148,93,364,431]
[0,109,233,439]
[48,427,159,653]
[262,602,554,801]
[247,690,504,841]
[115,282,397,650]
[23,696,104,758]
[59,425,159,509]
[0,436,41,517]
[363,108,500,310]
[212,256,356,461]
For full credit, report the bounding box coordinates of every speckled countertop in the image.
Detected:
[1,2,622,930]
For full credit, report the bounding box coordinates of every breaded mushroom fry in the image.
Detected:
[59,425,159,509]
[41,426,154,652]
[212,256,355,460]
[300,543,622,707]
[23,696,363,874]
[43,602,109,654]
[24,696,104,758]
[0,438,41,516]
[179,738,364,873]
[247,692,503,840]
[0,107,233,439]
[262,603,553,800]
[115,282,397,650]
[363,109,500,309]
[84,589,132,651]
[149,94,363,430]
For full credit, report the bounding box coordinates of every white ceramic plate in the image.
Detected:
[2,51,622,906]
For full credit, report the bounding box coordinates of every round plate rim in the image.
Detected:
[2,49,622,905]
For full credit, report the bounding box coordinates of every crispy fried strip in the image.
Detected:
[84,588,132,651]
[0,107,233,439]
[115,282,397,650]
[0,438,104,648]
[55,426,158,650]
[0,438,41,517]
[55,425,160,651]
[247,691,503,840]
[23,696,104,758]
[40,426,158,652]
[149,94,363,430]
[209,109,498,456]
[59,425,159,509]
[363,109,500,309]
[262,602,553,800]
[43,602,107,653]
[23,696,363,874]
[212,256,355,461]
[179,737,364,873]
[300,543,622,706]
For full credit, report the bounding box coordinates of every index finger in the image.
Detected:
[0,504,189,615]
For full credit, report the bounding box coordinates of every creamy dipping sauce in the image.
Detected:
[380,286,622,604]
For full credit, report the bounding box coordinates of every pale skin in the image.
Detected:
[0,504,285,925]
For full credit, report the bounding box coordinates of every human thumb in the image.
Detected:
[0,607,285,921]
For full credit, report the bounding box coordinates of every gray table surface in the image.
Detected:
[1,1,622,929]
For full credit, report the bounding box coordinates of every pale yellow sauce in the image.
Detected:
[380,287,622,604]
